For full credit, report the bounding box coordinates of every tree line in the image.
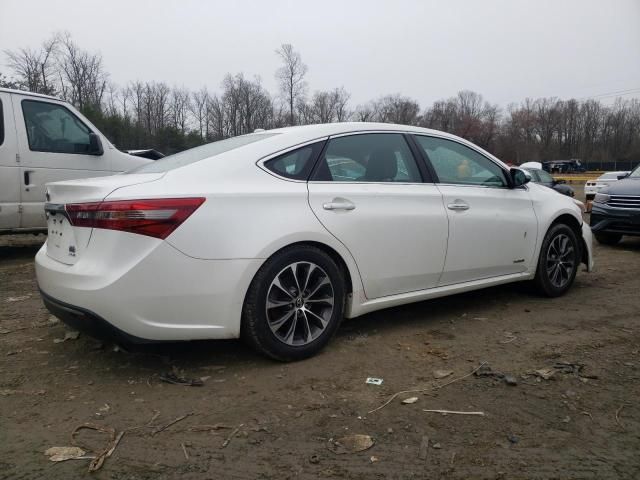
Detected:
[2,33,639,169]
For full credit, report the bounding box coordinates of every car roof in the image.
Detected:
[0,87,60,101]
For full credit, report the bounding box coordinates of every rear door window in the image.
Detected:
[312,133,423,183]
[264,141,325,180]
[21,100,92,154]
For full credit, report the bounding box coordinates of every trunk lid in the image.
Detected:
[45,173,165,265]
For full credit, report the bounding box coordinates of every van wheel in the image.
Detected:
[534,223,579,297]
[595,232,622,246]
[241,245,345,361]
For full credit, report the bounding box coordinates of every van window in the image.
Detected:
[21,100,92,154]
[0,99,4,146]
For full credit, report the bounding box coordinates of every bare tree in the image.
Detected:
[275,44,307,125]
[4,35,59,94]
[190,87,210,140]
[58,33,107,110]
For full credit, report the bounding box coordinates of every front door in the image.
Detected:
[307,132,449,299]
[412,135,538,286]
[0,92,20,230]
[12,96,112,229]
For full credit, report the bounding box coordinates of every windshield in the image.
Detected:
[128,133,279,174]
[629,165,640,178]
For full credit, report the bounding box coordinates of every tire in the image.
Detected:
[241,245,345,361]
[533,223,580,297]
[595,232,622,246]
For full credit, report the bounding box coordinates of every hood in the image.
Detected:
[601,177,640,196]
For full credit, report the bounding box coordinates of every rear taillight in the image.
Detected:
[66,198,205,239]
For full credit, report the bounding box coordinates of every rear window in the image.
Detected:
[130,133,279,174]
[0,99,4,146]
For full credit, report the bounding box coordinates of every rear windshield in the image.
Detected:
[129,133,279,174]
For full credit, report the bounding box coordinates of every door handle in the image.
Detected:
[323,199,356,211]
[24,170,30,185]
[447,201,469,211]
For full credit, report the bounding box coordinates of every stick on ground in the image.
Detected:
[368,362,486,414]
[422,409,485,416]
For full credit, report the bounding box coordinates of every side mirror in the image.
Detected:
[88,132,104,156]
[617,174,628,180]
[510,168,530,188]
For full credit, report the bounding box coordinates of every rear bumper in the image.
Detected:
[36,232,263,341]
[40,289,151,344]
[590,205,640,236]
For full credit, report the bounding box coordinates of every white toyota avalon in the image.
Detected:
[36,123,593,361]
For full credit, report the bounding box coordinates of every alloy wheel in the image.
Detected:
[545,233,576,289]
[265,262,335,346]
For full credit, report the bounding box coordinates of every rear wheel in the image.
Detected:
[594,232,622,246]
[534,223,580,297]
[241,245,345,361]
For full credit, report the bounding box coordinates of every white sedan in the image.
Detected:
[585,171,629,200]
[36,123,593,361]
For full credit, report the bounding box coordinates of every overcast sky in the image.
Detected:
[1,0,639,107]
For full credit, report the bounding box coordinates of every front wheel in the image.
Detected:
[533,223,580,297]
[241,245,345,361]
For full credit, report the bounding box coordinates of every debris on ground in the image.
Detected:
[151,412,194,436]
[401,397,419,404]
[499,332,518,344]
[70,423,119,472]
[553,361,584,375]
[159,368,204,387]
[423,409,485,416]
[370,455,379,463]
[419,435,429,460]
[5,295,31,302]
[53,330,80,344]
[327,434,375,454]
[508,434,519,444]
[503,375,518,386]
[190,424,234,432]
[0,388,46,396]
[369,363,486,414]
[365,377,383,385]
[45,446,88,462]
[474,364,505,379]
[531,368,556,380]
[433,369,453,379]
[221,424,243,448]
[432,442,442,449]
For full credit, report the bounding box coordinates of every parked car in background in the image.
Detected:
[543,159,586,173]
[0,88,150,234]
[36,123,593,361]
[585,171,629,201]
[521,166,575,197]
[126,149,165,160]
[590,164,640,245]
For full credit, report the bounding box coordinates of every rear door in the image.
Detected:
[12,95,113,229]
[412,135,538,286]
[0,92,20,230]
[307,132,448,299]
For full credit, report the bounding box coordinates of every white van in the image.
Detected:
[0,88,150,233]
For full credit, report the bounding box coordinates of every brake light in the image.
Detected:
[66,198,205,239]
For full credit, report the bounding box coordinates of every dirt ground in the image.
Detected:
[1,188,639,479]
